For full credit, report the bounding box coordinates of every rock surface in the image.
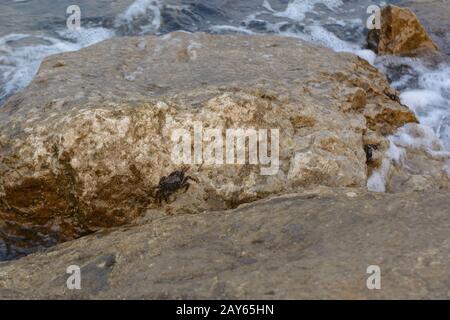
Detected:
[0,32,424,256]
[0,188,449,299]
[368,5,440,56]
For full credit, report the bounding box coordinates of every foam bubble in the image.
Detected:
[391,123,450,157]
[0,28,114,104]
[210,25,256,35]
[300,25,376,65]
[418,65,450,94]
[264,0,343,22]
[367,123,450,192]
[400,90,445,112]
[398,64,450,150]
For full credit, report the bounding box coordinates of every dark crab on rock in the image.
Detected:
[154,166,199,205]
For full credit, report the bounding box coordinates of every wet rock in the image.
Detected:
[0,32,419,254]
[367,5,440,57]
[0,188,449,299]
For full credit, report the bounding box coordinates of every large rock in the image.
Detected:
[367,5,440,56]
[0,188,449,299]
[0,32,423,257]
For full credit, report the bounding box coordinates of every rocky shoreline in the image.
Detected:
[1,188,450,299]
[0,4,449,299]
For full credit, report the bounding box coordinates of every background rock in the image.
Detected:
[367,5,440,57]
[0,188,449,299]
[401,0,450,56]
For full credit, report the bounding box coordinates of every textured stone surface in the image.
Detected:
[368,5,440,56]
[0,188,449,299]
[0,32,420,254]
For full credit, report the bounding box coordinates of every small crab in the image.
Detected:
[154,166,199,205]
[364,144,378,164]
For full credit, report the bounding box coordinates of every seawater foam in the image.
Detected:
[367,132,411,193]
[393,124,450,157]
[210,25,256,35]
[375,56,450,147]
[300,25,376,65]
[114,0,163,35]
[367,123,450,193]
[0,28,114,104]
[399,64,450,150]
[263,0,344,22]
[234,2,377,66]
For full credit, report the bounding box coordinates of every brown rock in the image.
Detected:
[368,5,440,56]
[402,0,450,56]
[0,188,449,299]
[0,32,421,258]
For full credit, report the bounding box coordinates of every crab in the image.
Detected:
[364,144,378,164]
[154,166,199,205]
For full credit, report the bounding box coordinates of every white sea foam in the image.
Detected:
[391,123,450,158]
[114,0,162,34]
[301,25,376,64]
[0,27,114,103]
[210,25,256,35]
[401,90,446,127]
[263,0,343,22]
[398,64,450,150]
[367,158,390,193]
[367,136,407,193]
[367,123,450,193]
[419,65,450,94]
